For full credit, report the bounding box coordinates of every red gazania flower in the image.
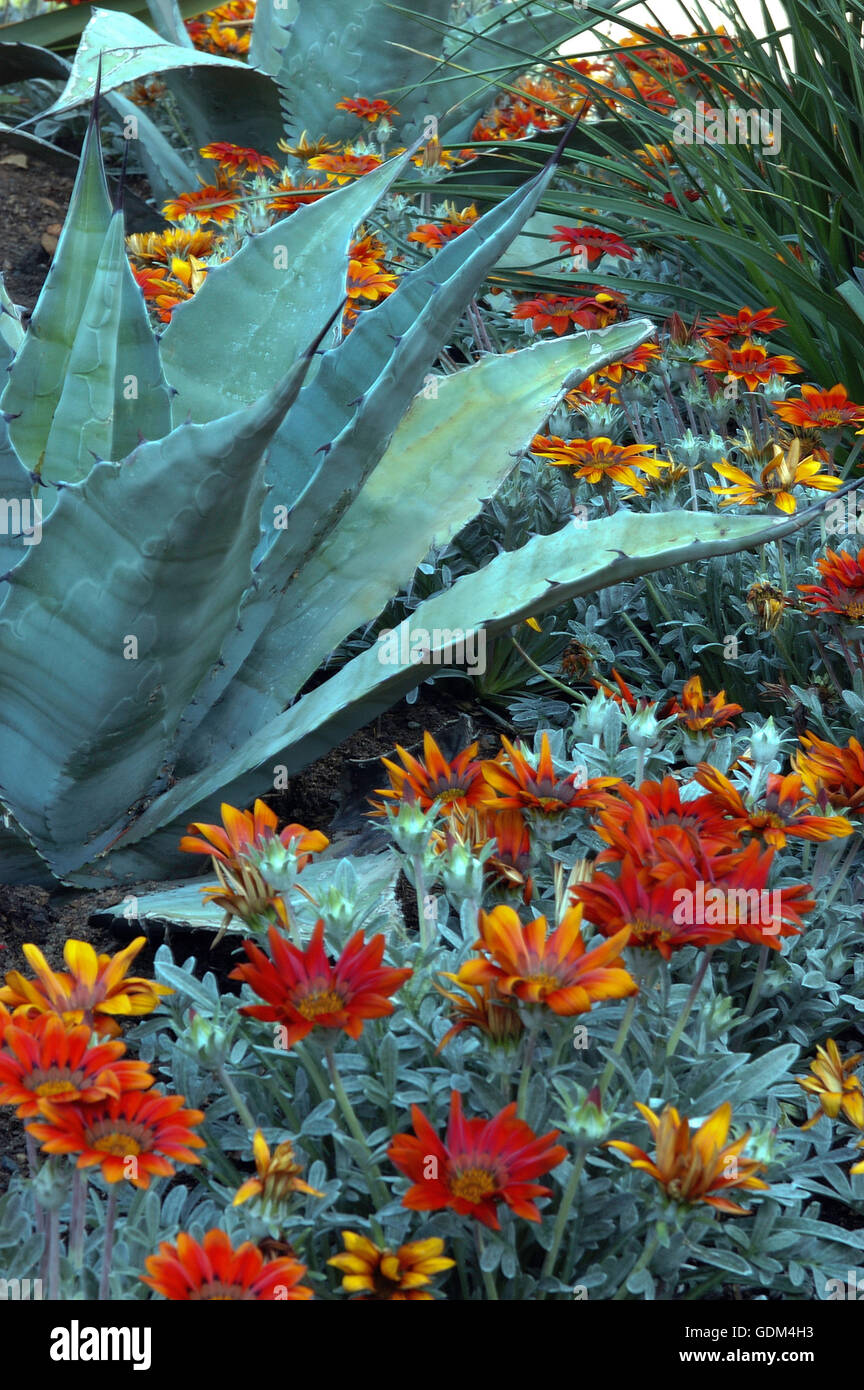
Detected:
[512,291,626,335]
[162,182,240,225]
[230,921,412,1045]
[456,904,637,1015]
[775,383,864,431]
[335,97,400,122]
[694,765,854,848]
[481,733,618,817]
[372,732,486,815]
[407,203,478,250]
[142,1228,313,1300]
[346,231,398,317]
[0,937,171,1039]
[307,150,383,183]
[794,731,864,810]
[548,225,635,266]
[599,342,661,382]
[798,547,864,622]
[28,1089,205,1188]
[670,674,742,733]
[700,306,787,339]
[662,188,703,206]
[0,1014,154,1119]
[266,177,331,214]
[697,337,800,389]
[199,142,279,176]
[530,435,669,494]
[590,668,654,712]
[180,799,328,869]
[387,1090,567,1229]
[572,858,732,958]
[709,840,814,948]
[591,775,739,872]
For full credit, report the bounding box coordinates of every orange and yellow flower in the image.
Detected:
[694,765,854,848]
[794,731,864,810]
[387,1089,566,1229]
[233,1130,324,1208]
[335,97,400,123]
[407,203,478,250]
[372,732,486,816]
[774,383,864,432]
[456,904,636,1015]
[0,1013,154,1118]
[345,230,398,325]
[199,142,279,176]
[698,337,801,389]
[670,674,742,733]
[608,1102,769,1214]
[186,1,254,55]
[230,921,412,1045]
[434,975,524,1051]
[266,176,331,214]
[481,733,618,817]
[308,150,383,182]
[0,938,170,1039]
[798,547,864,622]
[530,435,669,494]
[142,1228,313,1300]
[512,291,626,336]
[796,1040,864,1131]
[180,800,328,869]
[328,1231,454,1300]
[711,440,840,514]
[700,306,787,339]
[28,1089,205,1188]
[162,181,240,226]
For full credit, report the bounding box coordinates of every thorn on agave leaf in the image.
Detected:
[388,334,404,345]
[316,441,332,456]
[2,411,22,422]
[347,393,364,408]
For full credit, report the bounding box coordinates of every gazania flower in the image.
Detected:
[28,1089,205,1188]
[747,580,788,631]
[598,342,661,381]
[199,142,279,176]
[335,97,399,122]
[481,733,618,817]
[456,904,636,1015]
[266,177,331,214]
[709,840,814,948]
[711,439,840,514]
[277,131,341,161]
[700,306,787,339]
[608,1101,768,1214]
[162,182,240,226]
[798,547,864,621]
[372,732,486,816]
[233,1130,323,1208]
[794,731,864,810]
[329,1232,454,1300]
[127,227,215,265]
[0,1014,154,1118]
[671,674,742,733]
[407,203,478,250]
[774,383,864,431]
[308,150,383,183]
[388,1090,566,1229]
[530,435,669,494]
[698,336,800,389]
[662,187,703,206]
[345,231,398,322]
[512,291,626,335]
[548,225,635,266]
[180,800,328,869]
[694,765,853,848]
[565,375,619,409]
[186,1,254,54]
[572,858,731,958]
[230,921,412,1045]
[796,1039,864,1131]
[142,1228,312,1300]
[590,775,738,871]
[434,975,524,1051]
[0,938,170,1038]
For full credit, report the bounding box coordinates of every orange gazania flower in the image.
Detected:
[598,341,661,382]
[530,435,669,494]
[481,733,618,817]
[0,1014,154,1118]
[434,975,524,1051]
[694,765,854,848]
[180,800,328,868]
[798,547,864,621]
[671,674,742,733]
[199,142,279,176]
[266,177,331,214]
[28,1089,205,1188]
[774,383,864,431]
[548,225,635,266]
[700,306,787,339]
[697,336,801,388]
[512,291,626,335]
[335,97,399,122]
[329,1231,454,1300]
[796,1039,864,1131]
[387,1089,566,1229]
[707,840,814,948]
[711,439,840,513]
[230,921,412,1045]
[572,859,731,958]
[0,938,171,1039]
[233,1130,323,1208]
[127,227,215,265]
[345,231,398,324]
[185,1,254,54]
[308,150,383,183]
[456,904,637,1015]
[590,775,738,872]
[608,1102,769,1214]
[407,203,478,250]
[142,1228,312,1300]
[162,182,240,225]
[372,732,486,815]
[794,731,864,810]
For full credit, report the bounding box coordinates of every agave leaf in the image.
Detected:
[0,0,206,54]
[40,211,172,486]
[0,275,24,362]
[0,329,326,877]
[143,0,193,46]
[93,506,807,881]
[0,813,56,887]
[249,0,297,79]
[1,114,113,473]
[159,150,413,424]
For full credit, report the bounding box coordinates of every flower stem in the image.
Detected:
[68,1170,87,1269]
[324,1044,389,1210]
[411,854,430,949]
[598,992,638,1103]
[475,1227,499,1300]
[98,1186,118,1301]
[741,943,769,1021]
[540,1143,588,1283]
[612,1222,662,1299]
[665,948,714,1059]
[47,1208,60,1301]
[216,1061,257,1132]
[516,1021,539,1120]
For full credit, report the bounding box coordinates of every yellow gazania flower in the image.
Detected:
[127,228,215,266]
[852,1142,864,1175]
[711,438,840,514]
[531,435,670,495]
[328,1231,454,1300]
[233,1130,324,1208]
[277,131,341,161]
[796,1040,864,1131]
[0,938,171,1039]
[608,1101,769,1214]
